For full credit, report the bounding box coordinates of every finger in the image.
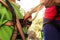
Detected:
[23,15,28,21]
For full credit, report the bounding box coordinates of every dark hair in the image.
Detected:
[6,0,16,27]
[56,5,60,14]
[6,0,16,40]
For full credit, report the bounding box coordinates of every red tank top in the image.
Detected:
[44,6,60,20]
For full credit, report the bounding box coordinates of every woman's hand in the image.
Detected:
[5,21,13,26]
[23,12,32,22]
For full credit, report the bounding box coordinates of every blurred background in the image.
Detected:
[16,0,45,40]
[16,0,45,18]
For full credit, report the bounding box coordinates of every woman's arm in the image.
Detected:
[16,17,25,40]
[24,2,44,21]
[27,3,44,15]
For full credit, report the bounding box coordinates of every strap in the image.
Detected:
[6,0,16,26]
[0,0,9,9]
[5,1,25,40]
[0,0,16,25]
[0,0,17,40]
[0,0,26,40]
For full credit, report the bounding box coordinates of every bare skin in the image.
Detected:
[0,0,25,40]
[23,0,60,21]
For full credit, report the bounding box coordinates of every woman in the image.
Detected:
[23,0,60,40]
[0,0,25,40]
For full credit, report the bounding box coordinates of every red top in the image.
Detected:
[44,6,60,20]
